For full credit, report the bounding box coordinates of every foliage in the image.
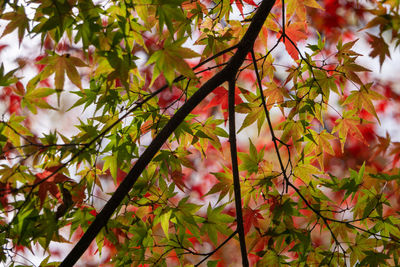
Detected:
[1,0,400,266]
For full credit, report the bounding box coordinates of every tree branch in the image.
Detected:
[60,0,276,265]
[228,77,249,266]
[194,230,238,266]
[251,48,348,258]
[251,49,290,191]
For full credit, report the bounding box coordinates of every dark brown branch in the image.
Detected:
[60,0,276,265]
[228,77,249,266]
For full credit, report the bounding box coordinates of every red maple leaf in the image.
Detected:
[34,166,71,208]
[280,22,308,60]
[230,0,258,17]
[205,86,243,121]
[243,207,263,234]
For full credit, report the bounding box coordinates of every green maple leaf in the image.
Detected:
[147,37,199,85]
[359,251,390,267]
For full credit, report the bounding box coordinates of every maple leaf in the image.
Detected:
[367,33,390,68]
[263,81,289,112]
[313,69,339,100]
[206,168,233,203]
[280,22,308,60]
[0,63,18,87]
[337,61,371,85]
[205,86,243,121]
[236,103,264,133]
[22,87,56,114]
[305,130,335,171]
[243,207,263,234]
[169,170,187,191]
[278,119,305,152]
[343,83,385,122]
[1,6,29,44]
[332,110,367,152]
[230,0,258,17]
[293,160,321,184]
[34,166,71,208]
[286,0,323,21]
[147,37,199,85]
[231,0,244,17]
[371,132,391,159]
[37,54,87,91]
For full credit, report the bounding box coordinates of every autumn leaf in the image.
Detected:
[286,0,323,21]
[293,160,321,184]
[206,168,233,203]
[367,33,390,68]
[1,6,29,44]
[34,167,71,208]
[0,64,18,86]
[313,69,339,100]
[371,131,391,159]
[37,54,88,91]
[305,129,336,170]
[280,22,308,60]
[238,138,265,175]
[205,86,243,121]
[22,87,56,114]
[263,81,289,112]
[243,207,263,234]
[147,37,200,85]
[279,119,305,152]
[343,83,385,122]
[230,0,258,17]
[2,0,400,265]
[332,110,367,151]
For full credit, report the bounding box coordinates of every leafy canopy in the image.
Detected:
[1,0,400,266]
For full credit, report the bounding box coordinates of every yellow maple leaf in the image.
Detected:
[343,83,384,123]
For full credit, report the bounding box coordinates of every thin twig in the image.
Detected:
[195,230,238,266]
[251,49,290,192]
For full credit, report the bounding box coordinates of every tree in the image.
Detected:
[1,0,400,265]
